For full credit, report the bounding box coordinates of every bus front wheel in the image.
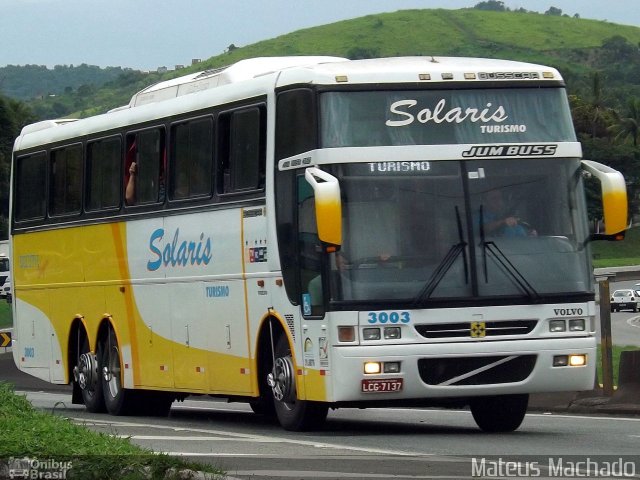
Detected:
[269,335,328,431]
[470,394,529,432]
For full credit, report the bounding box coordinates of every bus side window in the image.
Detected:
[15,152,47,222]
[125,128,165,205]
[169,118,213,201]
[87,136,122,211]
[50,144,82,217]
[218,106,266,195]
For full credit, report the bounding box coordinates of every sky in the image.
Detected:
[1,0,639,71]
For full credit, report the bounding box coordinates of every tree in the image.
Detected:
[569,75,613,139]
[473,1,506,11]
[346,47,380,60]
[601,35,637,61]
[545,7,562,16]
[609,98,640,147]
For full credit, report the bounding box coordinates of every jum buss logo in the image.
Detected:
[147,228,212,271]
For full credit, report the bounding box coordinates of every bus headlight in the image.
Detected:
[383,361,401,373]
[364,362,381,374]
[569,354,586,367]
[553,354,587,367]
[363,328,381,341]
[569,319,586,331]
[384,327,401,339]
[549,320,566,332]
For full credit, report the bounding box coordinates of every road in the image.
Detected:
[604,279,640,347]
[14,388,640,479]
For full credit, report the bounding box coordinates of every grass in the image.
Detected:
[0,383,223,479]
[591,226,640,268]
[0,302,11,329]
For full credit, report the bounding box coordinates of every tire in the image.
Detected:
[269,335,328,431]
[101,325,140,415]
[78,334,106,413]
[470,394,528,433]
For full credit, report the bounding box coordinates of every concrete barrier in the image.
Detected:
[618,350,640,386]
[611,350,640,404]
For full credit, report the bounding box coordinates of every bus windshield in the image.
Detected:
[320,88,576,146]
[327,158,592,307]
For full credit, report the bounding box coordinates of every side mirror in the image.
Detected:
[581,160,627,238]
[304,167,342,247]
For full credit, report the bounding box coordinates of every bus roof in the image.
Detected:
[14,56,563,152]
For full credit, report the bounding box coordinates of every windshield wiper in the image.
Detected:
[479,205,540,302]
[413,206,468,305]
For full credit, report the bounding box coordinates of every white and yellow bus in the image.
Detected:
[10,56,627,432]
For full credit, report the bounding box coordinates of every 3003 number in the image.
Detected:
[367,311,410,324]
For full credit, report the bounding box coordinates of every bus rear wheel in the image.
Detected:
[268,335,328,431]
[470,394,529,432]
[75,334,106,413]
[101,325,139,415]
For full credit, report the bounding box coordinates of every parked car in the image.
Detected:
[610,289,639,312]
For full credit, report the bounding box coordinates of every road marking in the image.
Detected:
[68,416,433,457]
[627,317,640,329]
[229,471,461,479]
[526,412,640,422]
[165,453,282,457]
[116,435,282,442]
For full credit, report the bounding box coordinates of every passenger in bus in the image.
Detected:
[125,161,137,205]
[125,160,166,205]
[479,189,536,237]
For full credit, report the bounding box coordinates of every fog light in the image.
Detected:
[384,361,401,373]
[338,326,355,342]
[549,320,566,332]
[363,328,381,341]
[384,327,401,339]
[364,362,381,374]
[569,354,586,367]
[553,355,569,367]
[569,319,586,332]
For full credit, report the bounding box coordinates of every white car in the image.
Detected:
[610,289,639,312]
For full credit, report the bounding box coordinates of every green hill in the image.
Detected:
[18,8,640,119]
[0,64,130,101]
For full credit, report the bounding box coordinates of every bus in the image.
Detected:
[0,240,10,298]
[10,56,627,432]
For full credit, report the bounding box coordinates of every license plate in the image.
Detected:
[361,378,403,393]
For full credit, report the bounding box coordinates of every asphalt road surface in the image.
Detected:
[1,351,639,479]
[14,388,640,479]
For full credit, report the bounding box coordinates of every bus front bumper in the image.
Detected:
[327,337,596,403]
